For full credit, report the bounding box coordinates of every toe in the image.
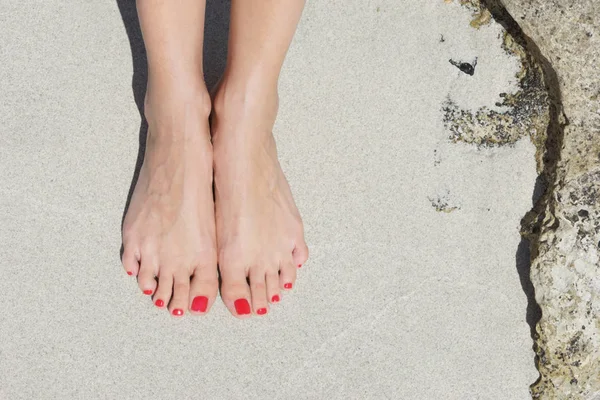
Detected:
[266,270,280,304]
[249,268,269,316]
[138,255,158,296]
[122,245,139,276]
[189,264,218,315]
[292,240,309,268]
[153,273,173,309]
[279,260,297,291]
[168,271,190,317]
[220,266,252,318]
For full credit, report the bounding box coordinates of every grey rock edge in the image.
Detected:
[443,0,550,172]
[481,0,600,398]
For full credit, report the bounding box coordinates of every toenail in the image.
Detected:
[234,299,251,315]
[154,299,164,308]
[127,271,133,276]
[143,289,153,295]
[256,308,267,315]
[191,296,208,313]
[284,283,293,289]
[172,308,184,316]
[271,295,280,303]
[298,264,302,268]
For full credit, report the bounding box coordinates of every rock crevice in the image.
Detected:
[482,0,600,398]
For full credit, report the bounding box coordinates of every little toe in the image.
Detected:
[153,273,173,309]
[168,271,190,317]
[189,265,218,314]
[138,256,158,296]
[279,260,297,291]
[266,271,281,304]
[122,246,139,277]
[292,241,309,269]
[220,267,252,318]
[249,268,269,316]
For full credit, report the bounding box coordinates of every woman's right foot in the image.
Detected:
[121,83,218,317]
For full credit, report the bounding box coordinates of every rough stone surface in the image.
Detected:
[497,0,600,398]
[443,0,550,172]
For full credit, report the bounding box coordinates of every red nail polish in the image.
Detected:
[127,271,133,276]
[234,299,251,315]
[298,264,302,268]
[191,296,208,312]
[143,289,153,295]
[172,308,184,316]
[271,295,280,303]
[257,308,267,315]
[154,299,164,307]
[284,283,293,289]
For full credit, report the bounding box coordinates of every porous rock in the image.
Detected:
[497,0,600,398]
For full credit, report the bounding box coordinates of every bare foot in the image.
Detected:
[121,85,218,317]
[211,84,309,318]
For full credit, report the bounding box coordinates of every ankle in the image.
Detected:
[145,80,212,121]
[143,82,213,146]
[212,78,279,120]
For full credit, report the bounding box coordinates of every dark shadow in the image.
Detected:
[531,174,546,206]
[203,0,231,91]
[482,0,568,391]
[515,238,543,339]
[115,0,231,256]
[116,0,147,240]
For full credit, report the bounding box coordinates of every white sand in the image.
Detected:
[0,1,539,398]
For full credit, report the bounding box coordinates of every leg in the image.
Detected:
[212,0,309,318]
[122,0,218,317]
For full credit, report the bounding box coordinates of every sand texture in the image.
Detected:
[0,1,542,398]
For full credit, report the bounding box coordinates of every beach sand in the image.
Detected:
[0,1,539,398]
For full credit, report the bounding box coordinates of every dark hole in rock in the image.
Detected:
[449,57,477,76]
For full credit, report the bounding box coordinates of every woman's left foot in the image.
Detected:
[211,84,309,318]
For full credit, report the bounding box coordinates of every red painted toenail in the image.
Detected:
[234,299,251,315]
[191,296,208,312]
[271,295,280,303]
[284,283,293,289]
[172,308,184,316]
[143,289,153,295]
[257,308,267,315]
[127,271,133,276]
[298,264,302,268]
[154,299,164,308]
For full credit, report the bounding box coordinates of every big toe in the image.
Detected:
[220,266,252,319]
[189,264,218,315]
